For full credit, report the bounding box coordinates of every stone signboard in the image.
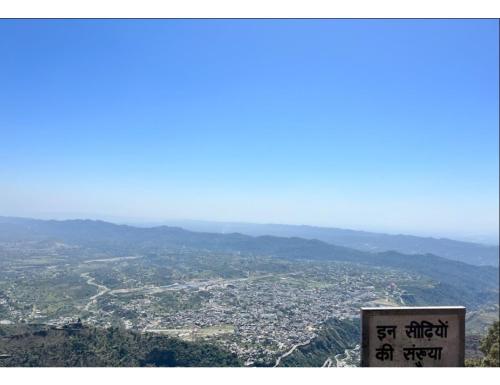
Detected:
[361,306,465,367]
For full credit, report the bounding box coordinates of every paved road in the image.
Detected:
[322,357,333,367]
[273,337,314,367]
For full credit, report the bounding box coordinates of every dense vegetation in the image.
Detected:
[466,321,500,367]
[0,323,241,367]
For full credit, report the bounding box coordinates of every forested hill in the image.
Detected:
[0,217,498,308]
[0,323,241,367]
[278,318,360,367]
[156,219,500,267]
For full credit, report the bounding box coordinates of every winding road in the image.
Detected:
[273,337,314,367]
[81,272,110,311]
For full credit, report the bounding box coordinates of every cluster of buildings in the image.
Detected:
[0,242,414,365]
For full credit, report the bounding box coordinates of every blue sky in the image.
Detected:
[0,19,498,242]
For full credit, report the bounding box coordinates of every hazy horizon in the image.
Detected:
[1,15,499,374]
[1,211,498,246]
[1,19,498,242]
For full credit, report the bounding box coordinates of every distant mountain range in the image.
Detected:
[147,220,499,267]
[0,216,498,310]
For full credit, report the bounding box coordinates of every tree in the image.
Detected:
[480,321,499,367]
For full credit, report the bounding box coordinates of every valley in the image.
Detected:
[0,217,498,366]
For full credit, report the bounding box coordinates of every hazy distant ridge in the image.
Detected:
[0,216,497,310]
[154,220,499,267]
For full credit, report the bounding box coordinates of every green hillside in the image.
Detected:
[0,322,241,367]
[279,318,360,367]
